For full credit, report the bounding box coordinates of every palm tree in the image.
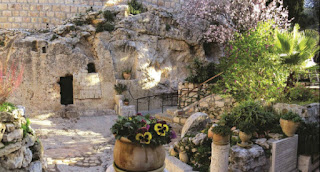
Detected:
[273,24,319,89]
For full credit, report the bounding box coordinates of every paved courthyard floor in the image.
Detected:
[30,114,118,172]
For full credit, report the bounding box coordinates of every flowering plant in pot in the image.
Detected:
[211,124,231,145]
[280,111,302,137]
[111,113,176,172]
[114,83,127,103]
[123,98,129,106]
[122,68,132,80]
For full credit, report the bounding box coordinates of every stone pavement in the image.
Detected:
[30,114,118,172]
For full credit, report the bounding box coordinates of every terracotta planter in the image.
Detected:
[123,72,131,80]
[179,151,189,163]
[280,118,300,137]
[212,133,230,145]
[124,101,129,106]
[208,126,214,139]
[239,131,252,144]
[113,137,165,172]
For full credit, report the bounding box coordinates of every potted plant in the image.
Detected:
[238,121,255,146]
[111,113,176,172]
[122,68,132,80]
[123,98,129,106]
[211,125,231,145]
[280,111,302,137]
[114,83,127,102]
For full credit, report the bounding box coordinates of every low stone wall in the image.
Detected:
[183,94,236,119]
[0,0,188,30]
[0,109,44,172]
[273,103,320,124]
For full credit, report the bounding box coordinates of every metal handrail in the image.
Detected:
[127,87,178,113]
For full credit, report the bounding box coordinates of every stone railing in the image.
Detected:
[0,0,187,30]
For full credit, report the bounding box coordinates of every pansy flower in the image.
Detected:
[154,123,169,136]
[135,128,152,145]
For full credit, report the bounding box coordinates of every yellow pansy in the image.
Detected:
[154,123,169,136]
[135,132,152,144]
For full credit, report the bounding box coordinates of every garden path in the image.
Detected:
[30,114,118,172]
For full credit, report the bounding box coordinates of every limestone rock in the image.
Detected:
[2,129,23,142]
[23,133,36,147]
[1,148,24,169]
[5,123,15,132]
[30,140,44,161]
[191,133,207,146]
[29,160,42,172]
[181,112,210,138]
[22,147,33,168]
[229,145,267,172]
[254,138,269,149]
[0,112,16,122]
[0,141,22,157]
[268,133,283,140]
[0,142,4,149]
[0,122,5,141]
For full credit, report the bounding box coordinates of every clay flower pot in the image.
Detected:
[124,101,129,106]
[280,118,300,137]
[212,133,230,145]
[123,72,131,80]
[113,137,165,172]
[179,151,189,163]
[239,131,252,144]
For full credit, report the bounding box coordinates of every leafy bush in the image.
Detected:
[128,0,146,15]
[114,83,127,95]
[21,118,31,137]
[0,102,16,112]
[185,58,220,84]
[286,84,318,102]
[281,111,303,122]
[103,10,115,22]
[96,22,115,33]
[211,125,231,136]
[216,21,288,102]
[297,122,319,155]
[181,0,290,44]
[220,100,280,135]
[111,114,175,146]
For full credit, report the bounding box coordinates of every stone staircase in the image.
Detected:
[155,107,188,135]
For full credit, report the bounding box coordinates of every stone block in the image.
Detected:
[229,145,267,172]
[5,123,15,133]
[0,17,7,23]
[165,154,194,172]
[2,11,12,17]
[270,135,298,172]
[0,141,22,157]
[173,117,180,123]
[298,155,320,172]
[0,4,8,10]
[1,147,24,169]
[215,101,225,108]
[2,129,23,142]
[181,112,210,138]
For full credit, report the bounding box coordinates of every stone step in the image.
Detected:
[166,107,178,116]
[155,113,174,123]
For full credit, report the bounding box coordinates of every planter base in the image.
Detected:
[106,162,167,172]
[237,141,253,148]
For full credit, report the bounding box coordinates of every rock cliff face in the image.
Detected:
[1,5,222,116]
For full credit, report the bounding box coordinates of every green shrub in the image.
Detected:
[114,83,127,95]
[165,24,171,31]
[185,58,220,84]
[0,102,16,112]
[297,122,319,155]
[281,111,303,122]
[103,10,115,22]
[21,118,31,137]
[217,21,288,102]
[128,0,146,15]
[211,125,231,136]
[287,84,318,102]
[96,22,115,33]
[0,41,5,46]
[220,100,279,135]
